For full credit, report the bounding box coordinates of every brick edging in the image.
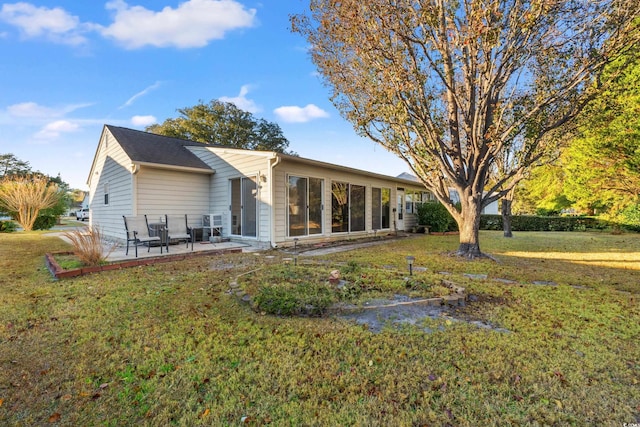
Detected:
[45,248,243,279]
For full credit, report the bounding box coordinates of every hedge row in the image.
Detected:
[479,215,613,232]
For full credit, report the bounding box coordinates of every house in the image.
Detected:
[87,125,432,248]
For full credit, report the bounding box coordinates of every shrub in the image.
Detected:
[33,214,57,230]
[0,220,17,233]
[619,203,640,232]
[62,226,117,266]
[417,202,455,232]
[253,283,336,316]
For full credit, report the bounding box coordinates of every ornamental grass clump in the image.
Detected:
[63,226,116,266]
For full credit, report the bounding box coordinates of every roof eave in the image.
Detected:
[133,161,215,174]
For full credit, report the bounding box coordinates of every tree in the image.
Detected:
[0,174,61,231]
[147,100,294,153]
[563,54,640,218]
[0,153,31,178]
[292,0,639,257]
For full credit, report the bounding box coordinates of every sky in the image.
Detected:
[0,0,412,190]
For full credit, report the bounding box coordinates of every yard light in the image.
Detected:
[405,255,415,276]
[293,238,299,266]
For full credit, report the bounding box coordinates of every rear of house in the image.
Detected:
[87,125,432,249]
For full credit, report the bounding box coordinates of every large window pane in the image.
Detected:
[309,178,323,235]
[372,187,391,230]
[350,184,365,232]
[288,176,307,237]
[381,188,390,229]
[372,187,381,230]
[332,182,349,232]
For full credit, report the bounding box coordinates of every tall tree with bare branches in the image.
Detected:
[293,0,639,257]
[0,175,61,231]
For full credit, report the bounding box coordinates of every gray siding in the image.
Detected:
[190,147,272,243]
[89,129,135,241]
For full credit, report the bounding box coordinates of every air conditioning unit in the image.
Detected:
[203,214,223,228]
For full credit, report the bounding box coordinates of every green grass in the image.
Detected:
[0,231,638,426]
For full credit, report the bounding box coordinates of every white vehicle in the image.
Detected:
[76,208,89,221]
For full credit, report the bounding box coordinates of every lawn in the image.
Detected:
[0,231,638,426]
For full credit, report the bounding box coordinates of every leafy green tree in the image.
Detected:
[0,153,31,178]
[563,54,640,218]
[293,0,639,257]
[147,100,293,153]
[515,163,573,215]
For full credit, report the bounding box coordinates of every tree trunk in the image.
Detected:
[502,190,515,238]
[456,202,483,258]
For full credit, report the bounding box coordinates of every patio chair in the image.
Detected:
[165,214,192,251]
[123,215,163,257]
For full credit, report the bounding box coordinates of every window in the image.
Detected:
[103,183,109,205]
[372,187,390,230]
[332,182,365,233]
[288,175,323,237]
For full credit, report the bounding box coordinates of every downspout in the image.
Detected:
[131,163,139,216]
[268,153,281,248]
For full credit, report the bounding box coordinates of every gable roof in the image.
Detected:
[106,125,214,171]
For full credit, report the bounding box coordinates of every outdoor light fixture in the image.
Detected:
[293,238,299,266]
[406,255,415,276]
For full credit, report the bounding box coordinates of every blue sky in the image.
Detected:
[0,0,411,190]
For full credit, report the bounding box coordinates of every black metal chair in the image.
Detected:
[123,215,163,257]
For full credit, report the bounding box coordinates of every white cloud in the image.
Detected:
[131,115,156,126]
[101,0,257,49]
[219,85,260,113]
[7,101,93,118]
[273,104,330,123]
[8,102,57,118]
[0,2,91,45]
[35,120,79,139]
[119,81,162,109]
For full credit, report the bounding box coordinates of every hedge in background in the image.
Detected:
[479,215,618,232]
[0,220,17,233]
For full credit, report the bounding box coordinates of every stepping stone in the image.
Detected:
[464,273,488,280]
[493,278,518,284]
[532,281,557,286]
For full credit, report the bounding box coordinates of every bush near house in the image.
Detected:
[417,201,459,232]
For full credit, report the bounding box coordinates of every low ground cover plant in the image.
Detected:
[242,263,454,315]
[0,231,638,425]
